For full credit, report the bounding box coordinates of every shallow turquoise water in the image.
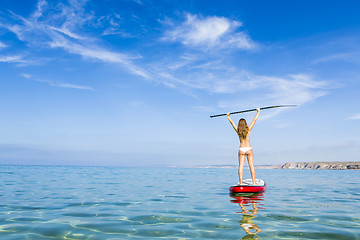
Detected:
[0,165,359,239]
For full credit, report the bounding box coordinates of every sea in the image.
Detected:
[0,165,359,239]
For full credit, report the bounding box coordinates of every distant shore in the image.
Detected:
[193,161,360,170]
[280,161,360,170]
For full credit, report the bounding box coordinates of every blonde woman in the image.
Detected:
[227,108,260,185]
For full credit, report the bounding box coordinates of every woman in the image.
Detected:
[227,108,260,185]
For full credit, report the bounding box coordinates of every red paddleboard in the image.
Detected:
[229,179,266,193]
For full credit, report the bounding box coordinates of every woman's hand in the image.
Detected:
[256,108,260,112]
[227,112,230,117]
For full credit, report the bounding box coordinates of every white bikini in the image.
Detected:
[239,147,252,154]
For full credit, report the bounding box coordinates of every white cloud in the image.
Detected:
[21,73,32,79]
[312,52,360,64]
[31,0,48,19]
[253,74,327,105]
[0,55,27,63]
[0,54,46,66]
[49,36,150,78]
[227,32,255,49]
[152,52,327,105]
[132,0,143,4]
[98,14,128,36]
[163,13,256,50]
[349,113,360,120]
[0,42,7,48]
[50,26,88,40]
[129,100,144,107]
[152,55,327,111]
[213,73,327,107]
[22,73,94,91]
[310,36,360,65]
[1,0,149,78]
[51,82,94,91]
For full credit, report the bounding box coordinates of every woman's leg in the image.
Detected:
[247,150,256,184]
[238,151,246,184]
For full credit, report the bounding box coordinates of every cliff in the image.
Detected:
[281,161,360,170]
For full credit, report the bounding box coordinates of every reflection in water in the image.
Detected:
[230,193,265,239]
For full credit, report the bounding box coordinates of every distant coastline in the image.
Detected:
[192,161,360,170]
[280,161,360,170]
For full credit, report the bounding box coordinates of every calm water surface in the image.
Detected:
[0,165,359,239]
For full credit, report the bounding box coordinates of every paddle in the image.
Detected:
[210,105,297,118]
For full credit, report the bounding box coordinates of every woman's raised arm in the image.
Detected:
[227,113,238,132]
[248,108,260,131]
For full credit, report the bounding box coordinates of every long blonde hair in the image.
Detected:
[237,118,249,138]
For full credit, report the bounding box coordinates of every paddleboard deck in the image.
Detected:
[229,179,266,193]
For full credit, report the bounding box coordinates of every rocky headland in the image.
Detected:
[280,161,360,170]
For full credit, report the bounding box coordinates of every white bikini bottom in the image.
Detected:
[239,147,252,154]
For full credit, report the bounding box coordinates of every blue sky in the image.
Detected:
[0,0,360,166]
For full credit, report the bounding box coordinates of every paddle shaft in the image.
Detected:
[210,105,297,118]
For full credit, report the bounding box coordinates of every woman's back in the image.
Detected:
[239,134,251,147]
